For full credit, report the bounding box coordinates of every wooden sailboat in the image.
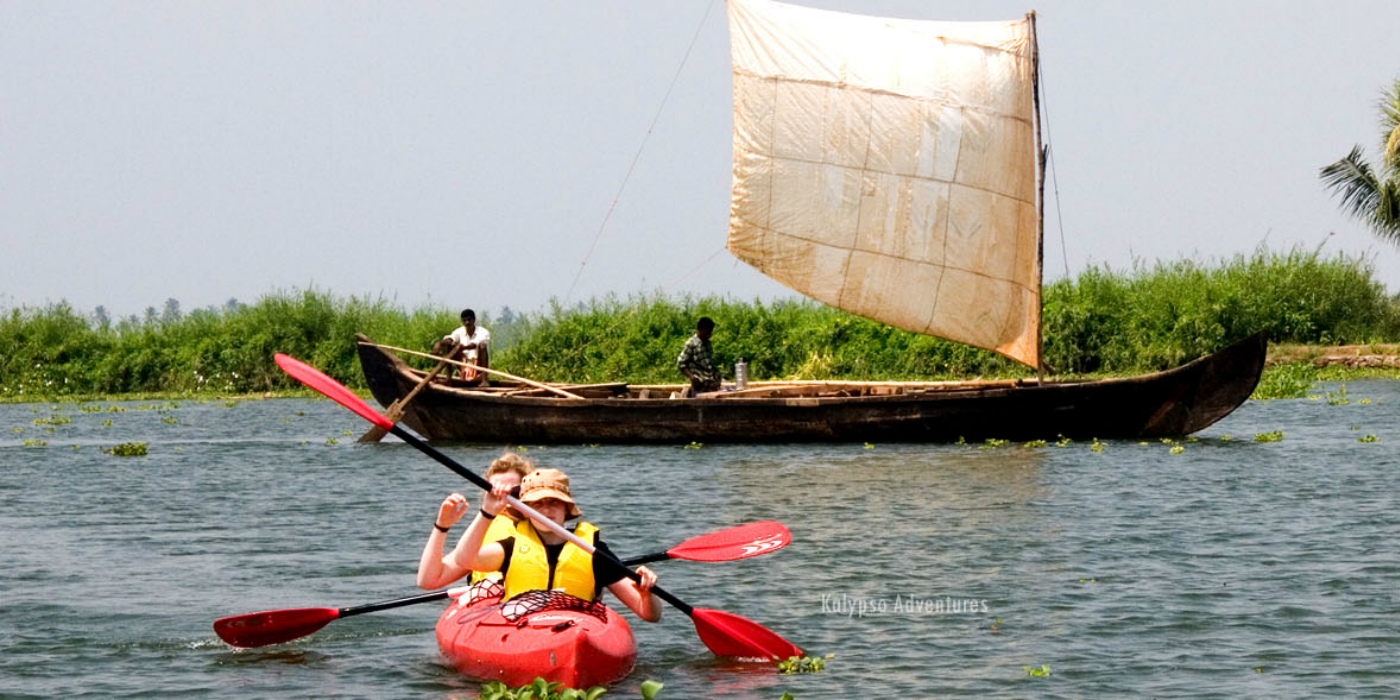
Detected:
[357,0,1265,444]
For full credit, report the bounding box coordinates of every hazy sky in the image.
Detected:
[4,0,1399,321]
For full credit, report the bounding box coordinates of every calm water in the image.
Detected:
[3,382,1399,699]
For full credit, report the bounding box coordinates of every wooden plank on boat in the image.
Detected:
[503,382,630,398]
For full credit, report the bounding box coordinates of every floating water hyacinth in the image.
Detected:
[103,442,148,457]
[1326,386,1351,405]
[778,653,833,675]
[477,677,612,700]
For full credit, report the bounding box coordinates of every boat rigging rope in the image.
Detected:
[1038,62,1071,279]
[564,0,719,305]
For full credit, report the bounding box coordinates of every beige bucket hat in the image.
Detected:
[518,468,582,519]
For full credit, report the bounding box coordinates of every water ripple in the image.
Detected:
[2,383,1400,697]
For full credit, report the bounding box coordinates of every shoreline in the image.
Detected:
[2,350,1398,405]
[1267,343,1400,368]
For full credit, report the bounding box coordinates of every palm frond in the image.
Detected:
[1377,178,1400,245]
[1320,146,1382,220]
[1322,77,1400,247]
[1383,78,1400,172]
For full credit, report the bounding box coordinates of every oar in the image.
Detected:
[274,353,803,660]
[213,522,792,648]
[368,342,586,400]
[620,521,789,566]
[214,587,470,648]
[358,352,452,443]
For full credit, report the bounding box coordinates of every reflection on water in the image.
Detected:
[2,382,1400,698]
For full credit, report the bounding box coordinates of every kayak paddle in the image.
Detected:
[357,352,452,443]
[214,522,790,648]
[620,520,789,566]
[215,587,468,649]
[273,353,803,660]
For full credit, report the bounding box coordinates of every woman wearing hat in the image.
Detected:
[447,468,662,623]
[417,452,534,593]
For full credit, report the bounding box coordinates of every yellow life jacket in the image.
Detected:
[469,515,519,584]
[502,520,598,601]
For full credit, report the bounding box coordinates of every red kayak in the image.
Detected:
[435,588,637,688]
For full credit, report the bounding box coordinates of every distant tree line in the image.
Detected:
[1,247,1398,400]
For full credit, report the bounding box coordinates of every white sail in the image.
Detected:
[726,0,1041,368]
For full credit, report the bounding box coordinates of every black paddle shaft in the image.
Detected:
[340,590,450,618]
[621,552,669,566]
[390,425,696,616]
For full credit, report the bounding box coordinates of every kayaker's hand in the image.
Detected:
[635,565,658,593]
[436,492,469,530]
[482,482,511,517]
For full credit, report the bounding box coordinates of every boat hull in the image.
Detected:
[435,595,636,688]
[358,332,1267,444]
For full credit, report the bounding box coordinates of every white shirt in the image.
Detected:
[444,326,490,361]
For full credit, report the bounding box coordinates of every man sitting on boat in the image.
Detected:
[418,452,534,601]
[676,316,721,397]
[432,308,490,385]
[442,468,662,622]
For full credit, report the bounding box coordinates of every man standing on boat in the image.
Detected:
[677,316,721,397]
[433,309,490,386]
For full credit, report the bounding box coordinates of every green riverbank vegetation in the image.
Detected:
[3,247,1398,402]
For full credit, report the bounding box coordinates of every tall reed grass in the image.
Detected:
[0,291,460,399]
[1,248,1396,399]
[1042,246,1400,372]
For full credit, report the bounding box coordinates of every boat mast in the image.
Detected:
[1029,11,1046,382]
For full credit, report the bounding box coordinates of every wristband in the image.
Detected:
[480,508,494,519]
[433,522,450,533]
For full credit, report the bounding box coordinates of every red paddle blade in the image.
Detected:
[213,607,341,648]
[274,354,393,430]
[667,521,791,562]
[690,608,802,660]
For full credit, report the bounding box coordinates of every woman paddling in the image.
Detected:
[446,468,662,622]
[418,453,533,596]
